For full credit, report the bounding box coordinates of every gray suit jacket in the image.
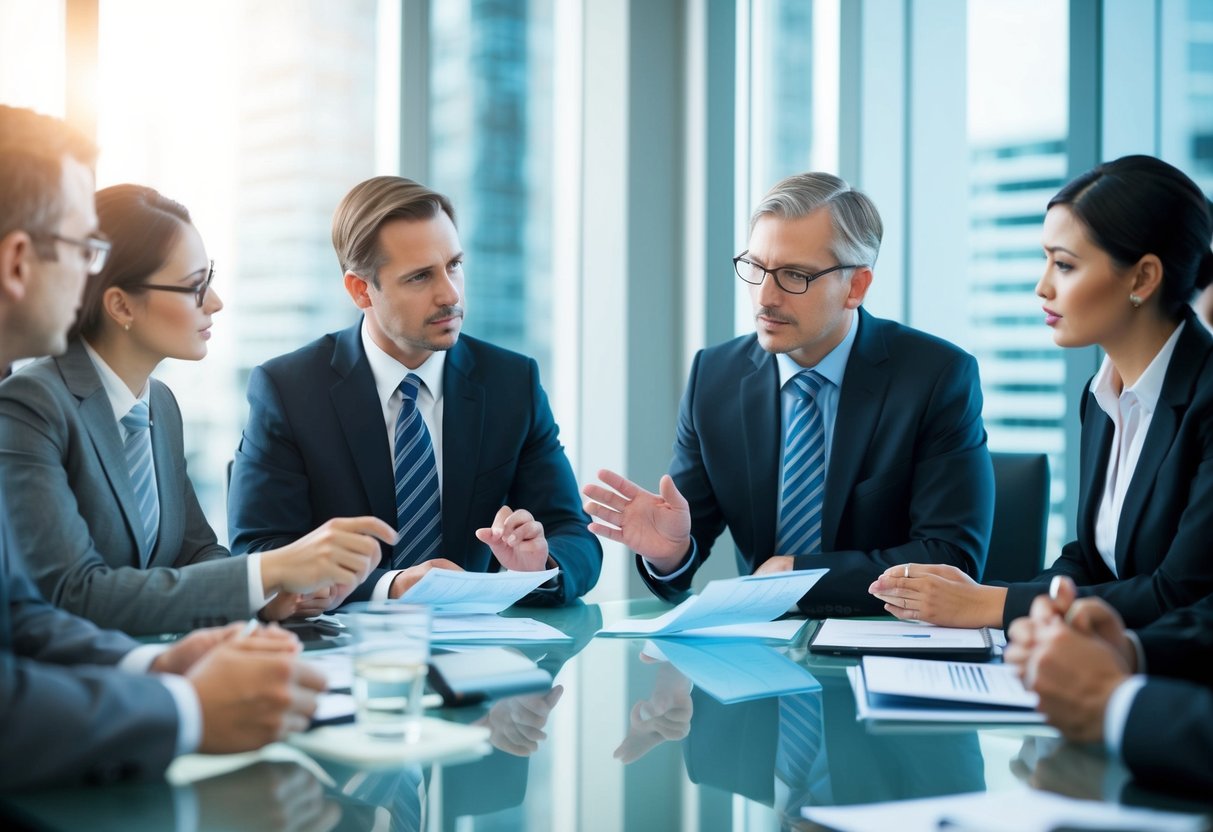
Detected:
[0,340,251,634]
[0,525,179,789]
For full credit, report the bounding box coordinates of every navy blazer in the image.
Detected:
[228,324,601,605]
[1002,312,1213,629]
[640,309,994,615]
[1117,593,1213,794]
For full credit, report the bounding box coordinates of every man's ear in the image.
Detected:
[0,230,35,303]
[344,271,373,309]
[844,267,873,309]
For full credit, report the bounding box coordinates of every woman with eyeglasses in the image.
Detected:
[869,155,1213,632]
[0,184,393,635]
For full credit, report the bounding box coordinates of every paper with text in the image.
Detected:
[396,567,560,614]
[862,655,1037,709]
[599,569,826,637]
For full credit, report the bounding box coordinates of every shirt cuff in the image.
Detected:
[1103,674,1148,760]
[119,643,167,673]
[158,673,203,756]
[247,552,276,613]
[643,540,697,583]
[372,570,403,601]
[1126,630,1146,673]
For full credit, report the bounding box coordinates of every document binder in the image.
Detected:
[807,618,995,661]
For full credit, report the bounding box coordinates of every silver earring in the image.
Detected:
[123,322,131,331]
[1129,294,1143,308]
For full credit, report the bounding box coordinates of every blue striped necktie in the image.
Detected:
[121,400,158,565]
[393,374,442,568]
[776,371,827,556]
[776,692,833,809]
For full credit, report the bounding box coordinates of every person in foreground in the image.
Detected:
[0,105,324,789]
[583,172,994,615]
[228,176,601,605]
[0,184,393,635]
[1006,575,1213,795]
[872,155,1213,630]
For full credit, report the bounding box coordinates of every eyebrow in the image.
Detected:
[1044,245,1080,258]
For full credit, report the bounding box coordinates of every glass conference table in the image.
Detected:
[4,599,1209,831]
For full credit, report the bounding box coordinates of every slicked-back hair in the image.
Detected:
[750,172,883,269]
[0,106,98,250]
[1048,155,1213,318]
[332,176,456,287]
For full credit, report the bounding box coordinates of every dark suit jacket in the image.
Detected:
[0,526,178,790]
[1002,313,1213,629]
[228,325,601,605]
[640,309,994,615]
[1118,593,1213,794]
[0,340,249,634]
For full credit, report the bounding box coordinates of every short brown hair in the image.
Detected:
[71,184,192,341]
[0,106,98,246]
[331,176,456,286]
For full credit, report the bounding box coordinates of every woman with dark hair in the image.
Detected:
[871,155,1213,630]
[0,184,392,635]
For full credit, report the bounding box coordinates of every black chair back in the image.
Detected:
[985,452,1050,584]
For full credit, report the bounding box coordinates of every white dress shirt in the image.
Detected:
[81,341,270,614]
[647,311,859,581]
[1089,322,1184,575]
[360,321,447,600]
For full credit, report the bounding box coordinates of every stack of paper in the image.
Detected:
[598,569,826,638]
[848,655,1045,723]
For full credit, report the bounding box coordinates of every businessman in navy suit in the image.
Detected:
[1008,576,1213,796]
[583,172,993,615]
[229,176,601,606]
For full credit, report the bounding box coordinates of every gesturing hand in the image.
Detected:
[582,469,692,573]
[475,506,551,572]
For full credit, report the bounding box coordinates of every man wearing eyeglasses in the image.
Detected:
[0,105,325,789]
[584,172,994,615]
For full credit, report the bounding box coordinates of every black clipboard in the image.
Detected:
[807,619,996,662]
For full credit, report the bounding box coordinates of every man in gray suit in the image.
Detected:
[0,105,324,789]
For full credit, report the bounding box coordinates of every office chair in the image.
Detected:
[984,452,1050,584]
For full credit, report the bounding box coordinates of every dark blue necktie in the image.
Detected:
[121,400,158,565]
[776,691,833,810]
[776,371,827,556]
[392,374,442,568]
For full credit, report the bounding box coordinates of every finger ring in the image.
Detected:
[903,565,910,579]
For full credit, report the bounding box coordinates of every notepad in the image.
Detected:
[809,618,995,661]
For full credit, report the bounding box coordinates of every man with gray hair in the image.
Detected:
[584,172,994,615]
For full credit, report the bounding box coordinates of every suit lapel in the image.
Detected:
[330,324,397,529]
[822,309,889,551]
[740,340,780,561]
[57,342,147,566]
[442,340,483,561]
[1115,317,1211,572]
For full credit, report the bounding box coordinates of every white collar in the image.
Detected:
[1090,320,1185,418]
[360,318,447,407]
[80,339,150,423]
[776,309,859,391]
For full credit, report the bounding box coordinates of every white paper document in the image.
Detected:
[803,787,1208,832]
[847,662,1045,724]
[862,655,1038,708]
[598,569,827,638]
[812,618,991,649]
[430,613,572,642]
[397,567,560,614]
